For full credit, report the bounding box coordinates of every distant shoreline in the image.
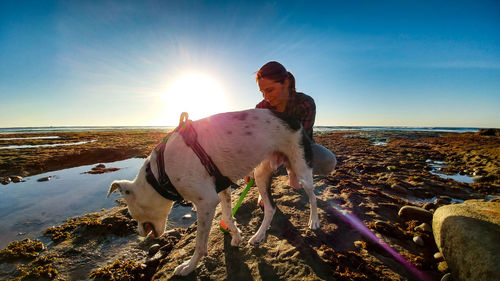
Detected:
[0,125,487,134]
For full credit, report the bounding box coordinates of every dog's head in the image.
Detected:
[107,159,173,239]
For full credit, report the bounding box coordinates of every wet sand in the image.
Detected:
[0,129,498,280]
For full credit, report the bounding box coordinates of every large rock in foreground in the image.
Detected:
[433,201,500,281]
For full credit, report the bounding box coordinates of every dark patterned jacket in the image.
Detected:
[256,92,316,141]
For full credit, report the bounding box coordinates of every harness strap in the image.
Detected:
[146,112,233,201]
[178,119,234,193]
[145,141,183,201]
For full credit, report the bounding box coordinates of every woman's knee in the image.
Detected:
[311,144,336,175]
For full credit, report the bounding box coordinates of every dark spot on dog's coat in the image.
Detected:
[233,112,248,121]
[301,131,313,168]
[245,131,252,136]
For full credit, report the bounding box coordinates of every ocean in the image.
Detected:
[0,125,483,134]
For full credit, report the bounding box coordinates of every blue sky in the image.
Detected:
[1,0,499,127]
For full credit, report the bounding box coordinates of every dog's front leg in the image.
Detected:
[249,160,275,245]
[174,199,217,276]
[219,187,242,246]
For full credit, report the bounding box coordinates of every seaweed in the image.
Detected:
[318,244,387,280]
[89,259,146,281]
[0,239,45,261]
[43,212,136,243]
[14,264,61,281]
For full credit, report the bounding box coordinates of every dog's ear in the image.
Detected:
[107,181,121,198]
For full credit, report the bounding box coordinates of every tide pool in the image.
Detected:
[0,158,196,248]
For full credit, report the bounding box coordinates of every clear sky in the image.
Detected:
[1,0,499,128]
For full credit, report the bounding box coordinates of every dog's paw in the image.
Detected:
[231,228,242,246]
[249,233,265,245]
[174,259,196,276]
[309,218,320,230]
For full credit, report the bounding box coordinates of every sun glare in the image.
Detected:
[160,73,228,125]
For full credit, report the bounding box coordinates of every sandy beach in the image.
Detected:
[0,129,499,280]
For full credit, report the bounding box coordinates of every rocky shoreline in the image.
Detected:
[0,129,499,280]
[0,130,169,179]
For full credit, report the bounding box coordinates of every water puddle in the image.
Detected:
[426,159,474,184]
[0,158,196,249]
[0,140,96,150]
[406,195,465,204]
[373,140,387,146]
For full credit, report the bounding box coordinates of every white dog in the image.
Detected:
[108,108,318,276]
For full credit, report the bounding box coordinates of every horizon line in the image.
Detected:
[1,125,498,130]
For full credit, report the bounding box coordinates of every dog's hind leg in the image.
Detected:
[300,172,320,229]
[249,160,275,245]
[174,191,219,276]
[219,187,242,246]
[285,136,319,230]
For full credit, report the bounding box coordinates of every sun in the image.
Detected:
[160,73,229,125]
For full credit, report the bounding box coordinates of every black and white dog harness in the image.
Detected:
[145,113,234,201]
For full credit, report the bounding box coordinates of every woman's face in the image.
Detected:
[258,77,290,111]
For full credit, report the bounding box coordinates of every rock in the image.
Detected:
[148,244,161,256]
[87,164,120,174]
[10,176,23,183]
[37,176,52,182]
[165,228,182,240]
[472,174,496,183]
[441,272,452,281]
[413,236,424,246]
[422,202,436,210]
[378,202,400,210]
[434,198,449,206]
[433,201,500,281]
[434,252,443,260]
[398,206,433,223]
[1,177,11,185]
[476,128,500,136]
[439,196,453,203]
[415,222,432,233]
[159,243,175,256]
[473,169,486,176]
[390,184,407,194]
[373,220,396,235]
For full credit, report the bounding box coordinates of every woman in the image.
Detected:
[247,61,336,192]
